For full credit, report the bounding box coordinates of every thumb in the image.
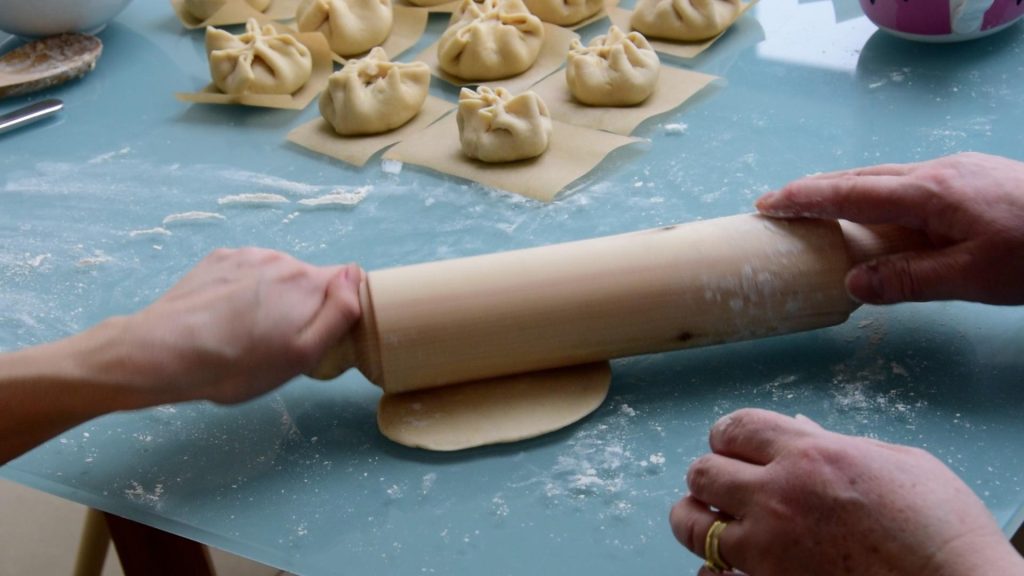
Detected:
[845,246,973,304]
[298,264,363,361]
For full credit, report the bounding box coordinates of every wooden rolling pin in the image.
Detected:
[312,213,924,393]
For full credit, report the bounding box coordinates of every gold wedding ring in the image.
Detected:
[704,519,731,573]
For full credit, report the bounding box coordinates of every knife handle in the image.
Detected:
[0,99,63,135]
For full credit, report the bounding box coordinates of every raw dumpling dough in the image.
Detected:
[630,0,741,41]
[566,26,659,106]
[457,86,552,163]
[184,0,272,20]
[437,0,545,81]
[206,19,313,95]
[523,0,602,26]
[378,363,611,451]
[319,48,431,135]
[296,0,393,57]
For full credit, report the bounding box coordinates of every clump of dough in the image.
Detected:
[457,86,552,163]
[184,0,272,21]
[296,0,393,57]
[566,26,659,106]
[438,0,545,81]
[630,0,741,41]
[206,19,313,95]
[522,0,602,26]
[319,48,431,136]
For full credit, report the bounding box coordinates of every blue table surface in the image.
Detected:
[2,1,1023,574]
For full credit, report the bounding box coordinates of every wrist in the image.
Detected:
[57,315,188,411]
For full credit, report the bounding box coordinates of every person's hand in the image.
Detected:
[756,152,1024,305]
[669,408,1024,576]
[122,248,362,404]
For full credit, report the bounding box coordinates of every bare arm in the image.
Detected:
[0,248,361,465]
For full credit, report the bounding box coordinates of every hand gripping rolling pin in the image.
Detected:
[312,213,925,392]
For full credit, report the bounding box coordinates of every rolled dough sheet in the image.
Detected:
[170,0,302,29]
[382,113,641,202]
[606,0,757,59]
[530,62,717,135]
[414,23,579,95]
[378,362,612,451]
[286,96,455,167]
[174,25,333,110]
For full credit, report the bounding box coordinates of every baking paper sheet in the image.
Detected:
[171,0,302,29]
[286,96,455,166]
[415,23,579,95]
[175,26,333,110]
[529,62,717,134]
[383,113,640,202]
[607,0,756,59]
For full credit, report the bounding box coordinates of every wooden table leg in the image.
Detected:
[102,512,215,576]
[73,508,111,576]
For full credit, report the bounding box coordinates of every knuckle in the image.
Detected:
[880,257,923,301]
[686,456,713,494]
[710,408,763,451]
[669,503,703,553]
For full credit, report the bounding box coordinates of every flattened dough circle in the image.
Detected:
[378,362,612,451]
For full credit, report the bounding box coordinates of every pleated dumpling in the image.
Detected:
[522,0,602,26]
[185,0,272,20]
[566,26,659,106]
[319,48,431,135]
[630,0,741,41]
[206,19,313,95]
[296,0,393,57]
[457,87,552,163]
[438,0,545,81]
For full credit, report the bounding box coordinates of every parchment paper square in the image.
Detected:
[286,96,455,167]
[383,114,640,202]
[415,23,579,95]
[530,63,717,134]
[607,0,756,59]
[175,27,333,110]
[171,0,302,29]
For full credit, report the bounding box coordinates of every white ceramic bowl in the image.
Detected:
[0,0,133,37]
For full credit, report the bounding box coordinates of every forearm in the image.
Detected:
[0,317,180,465]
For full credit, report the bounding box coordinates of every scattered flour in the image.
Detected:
[663,123,688,135]
[128,227,172,238]
[87,146,131,164]
[124,481,164,506]
[215,169,324,196]
[298,186,370,207]
[421,473,437,495]
[76,251,113,267]
[217,193,290,205]
[162,211,226,225]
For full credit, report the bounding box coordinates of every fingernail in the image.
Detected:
[346,264,363,285]
[845,263,881,304]
[755,191,777,211]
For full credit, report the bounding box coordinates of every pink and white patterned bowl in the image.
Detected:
[860,0,1024,41]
